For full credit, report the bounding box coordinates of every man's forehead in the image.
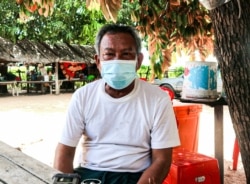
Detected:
[101,33,134,43]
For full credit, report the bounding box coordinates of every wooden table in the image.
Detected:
[0,141,58,184]
[0,81,17,96]
[17,79,93,95]
[180,97,227,184]
[52,78,92,94]
[17,81,55,95]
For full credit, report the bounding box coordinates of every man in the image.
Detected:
[53,24,180,184]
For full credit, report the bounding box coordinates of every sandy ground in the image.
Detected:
[0,92,246,183]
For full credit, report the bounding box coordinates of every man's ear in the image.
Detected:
[136,53,143,70]
[95,54,101,71]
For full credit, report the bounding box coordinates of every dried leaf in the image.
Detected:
[86,0,101,10]
[100,0,122,22]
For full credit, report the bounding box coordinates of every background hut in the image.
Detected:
[0,37,98,94]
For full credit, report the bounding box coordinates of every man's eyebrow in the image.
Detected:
[102,47,135,52]
[103,48,114,52]
[122,47,134,51]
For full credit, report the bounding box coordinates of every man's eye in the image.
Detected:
[122,52,135,59]
[123,52,132,55]
[103,53,114,60]
[103,53,114,57]
[105,53,114,56]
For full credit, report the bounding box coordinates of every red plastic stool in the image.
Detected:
[163,148,221,184]
[232,138,240,170]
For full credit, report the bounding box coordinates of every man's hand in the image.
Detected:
[137,148,173,184]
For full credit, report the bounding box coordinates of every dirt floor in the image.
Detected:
[0,92,246,183]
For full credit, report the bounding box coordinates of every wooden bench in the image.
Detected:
[17,81,55,95]
[0,141,58,184]
[0,81,17,96]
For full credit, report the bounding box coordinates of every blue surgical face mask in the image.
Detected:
[100,59,137,90]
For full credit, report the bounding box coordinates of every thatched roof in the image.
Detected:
[0,37,96,65]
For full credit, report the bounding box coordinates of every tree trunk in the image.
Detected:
[210,0,250,182]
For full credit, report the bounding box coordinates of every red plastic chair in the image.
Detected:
[160,86,175,101]
[232,138,240,170]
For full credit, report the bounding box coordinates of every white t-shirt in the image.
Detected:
[59,78,180,172]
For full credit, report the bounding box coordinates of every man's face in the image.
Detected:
[95,33,143,70]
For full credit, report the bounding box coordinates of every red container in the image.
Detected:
[163,148,220,184]
[173,103,202,152]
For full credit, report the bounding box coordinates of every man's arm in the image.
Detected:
[53,143,76,173]
[137,148,173,184]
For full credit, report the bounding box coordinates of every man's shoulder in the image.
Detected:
[73,79,103,95]
[137,78,161,91]
[87,78,102,86]
[83,79,103,89]
[137,79,171,98]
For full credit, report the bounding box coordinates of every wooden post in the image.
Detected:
[214,105,224,184]
[55,62,60,95]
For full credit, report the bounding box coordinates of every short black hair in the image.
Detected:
[94,24,142,55]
